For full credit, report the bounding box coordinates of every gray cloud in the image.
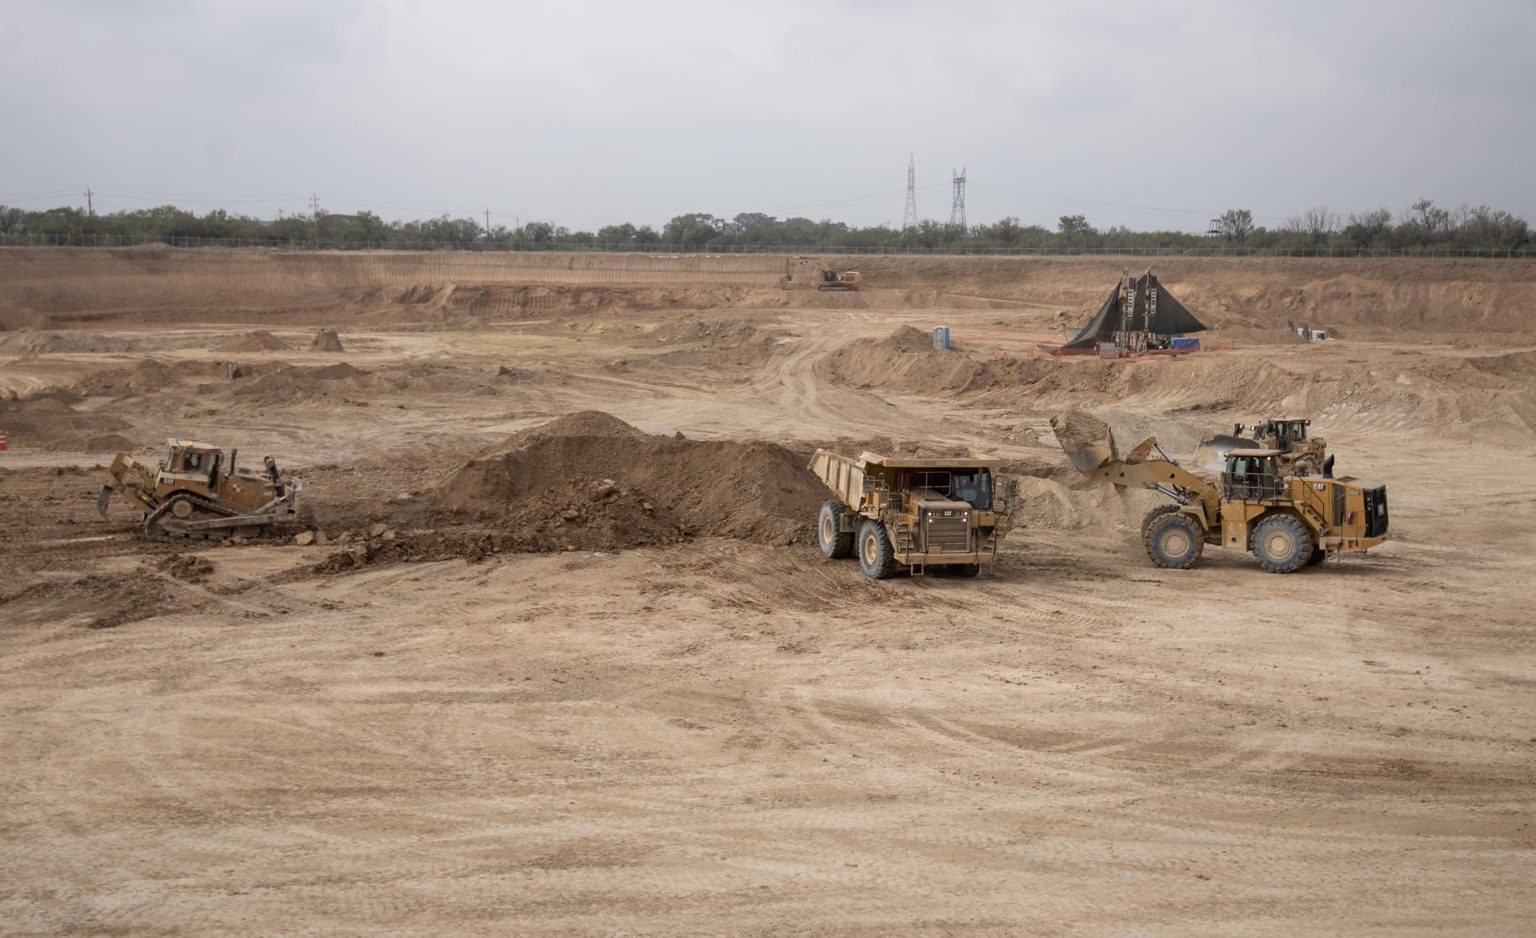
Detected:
[1,0,1530,231]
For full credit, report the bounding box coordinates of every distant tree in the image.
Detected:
[662,213,721,245]
[1342,208,1392,248]
[596,222,638,244]
[984,216,1024,244]
[518,221,556,243]
[1409,198,1451,234]
[1219,208,1254,241]
[0,205,25,234]
[1058,214,1095,241]
[1283,205,1338,240]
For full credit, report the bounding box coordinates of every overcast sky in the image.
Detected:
[3,0,1532,232]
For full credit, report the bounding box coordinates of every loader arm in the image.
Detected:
[1052,412,1222,526]
[1082,454,1222,526]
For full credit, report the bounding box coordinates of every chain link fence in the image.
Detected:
[1,232,1532,259]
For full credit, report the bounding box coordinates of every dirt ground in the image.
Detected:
[2,248,1534,935]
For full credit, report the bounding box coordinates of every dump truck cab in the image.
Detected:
[809,450,1016,579]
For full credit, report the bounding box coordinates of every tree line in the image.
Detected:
[0,199,1527,254]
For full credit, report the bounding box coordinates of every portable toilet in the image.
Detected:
[932,326,951,350]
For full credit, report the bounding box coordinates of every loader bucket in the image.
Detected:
[1051,411,1118,473]
[96,484,113,520]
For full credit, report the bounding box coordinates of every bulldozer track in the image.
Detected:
[144,492,269,541]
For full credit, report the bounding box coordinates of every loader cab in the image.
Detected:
[1258,418,1310,451]
[1222,448,1285,501]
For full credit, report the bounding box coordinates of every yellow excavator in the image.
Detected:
[1052,412,1389,573]
[784,255,861,291]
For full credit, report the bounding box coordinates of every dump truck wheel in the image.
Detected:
[857,519,897,580]
[1253,514,1312,574]
[949,563,981,578]
[817,500,854,559]
[1145,513,1203,569]
[1307,546,1328,566]
[1140,504,1180,541]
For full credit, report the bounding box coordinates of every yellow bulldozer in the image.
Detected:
[98,439,302,540]
[809,450,1017,579]
[1198,417,1330,477]
[1052,412,1389,573]
[785,256,861,291]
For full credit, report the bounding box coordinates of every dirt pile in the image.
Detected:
[644,317,785,370]
[432,411,823,550]
[310,329,346,351]
[0,330,137,355]
[1050,411,1113,455]
[819,326,1003,392]
[0,391,130,447]
[77,358,187,395]
[214,330,292,352]
[0,303,51,331]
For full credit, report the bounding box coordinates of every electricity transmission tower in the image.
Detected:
[902,155,918,231]
[950,167,967,229]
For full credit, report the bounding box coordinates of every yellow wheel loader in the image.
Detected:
[98,440,302,540]
[809,450,1017,579]
[1052,413,1389,573]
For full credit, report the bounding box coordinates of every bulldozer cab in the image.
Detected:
[1222,449,1285,501]
[1259,418,1310,449]
[163,441,225,488]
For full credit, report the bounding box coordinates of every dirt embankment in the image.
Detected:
[431,411,824,549]
[824,328,1536,442]
[825,255,1536,335]
[6,247,1530,336]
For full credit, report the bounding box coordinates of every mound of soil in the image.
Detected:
[0,330,136,355]
[214,330,292,352]
[0,391,130,446]
[649,317,784,369]
[0,303,51,331]
[43,432,138,453]
[310,329,345,352]
[432,411,824,549]
[77,358,185,394]
[1050,410,1113,456]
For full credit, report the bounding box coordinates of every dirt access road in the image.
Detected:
[2,249,1534,935]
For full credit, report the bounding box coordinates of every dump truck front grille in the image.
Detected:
[921,507,972,553]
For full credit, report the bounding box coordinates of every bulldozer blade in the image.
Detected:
[1051,411,1118,473]
[96,485,113,520]
[1192,432,1248,474]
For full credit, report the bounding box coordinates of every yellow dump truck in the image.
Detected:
[809,449,1016,579]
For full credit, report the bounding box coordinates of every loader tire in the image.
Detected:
[1253,514,1312,574]
[818,500,854,559]
[1140,504,1181,541]
[1145,512,1203,569]
[857,519,898,580]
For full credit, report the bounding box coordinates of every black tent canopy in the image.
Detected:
[1061,271,1207,350]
